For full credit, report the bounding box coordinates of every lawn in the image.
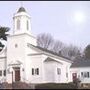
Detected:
[0,82,81,89]
[35,83,77,89]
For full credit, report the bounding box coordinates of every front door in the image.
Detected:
[14,67,20,82]
[72,73,77,81]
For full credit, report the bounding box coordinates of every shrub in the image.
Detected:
[73,78,81,88]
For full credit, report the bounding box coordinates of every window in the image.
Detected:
[17,19,20,30]
[87,72,89,78]
[81,72,83,77]
[84,72,87,77]
[32,68,39,75]
[27,20,29,30]
[66,73,68,78]
[35,68,39,75]
[15,44,18,48]
[32,68,34,75]
[0,70,2,76]
[81,72,90,78]
[57,68,61,75]
[3,70,6,76]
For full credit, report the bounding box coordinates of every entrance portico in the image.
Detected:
[7,60,23,83]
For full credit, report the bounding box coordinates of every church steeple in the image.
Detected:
[13,6,31,35]
[17,7,26,13]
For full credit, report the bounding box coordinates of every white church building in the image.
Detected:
[0,6,73,84]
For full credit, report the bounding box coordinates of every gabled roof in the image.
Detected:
[44,57,63,65]
[70,59,90,68]
[29,44,72,63]
[8,60,22,66]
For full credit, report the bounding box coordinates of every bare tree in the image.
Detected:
[64,45,82,60]
[83,44,90,59]
[61,46,70,58]
[59,44,82,60]
[51,40,64,54]
[68,45,81,56]
[37,33,82,61]
[37,33,54,49]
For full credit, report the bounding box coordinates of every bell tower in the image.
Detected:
[13,6,31,35]
[7,6,37,83]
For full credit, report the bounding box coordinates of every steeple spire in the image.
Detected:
[17,1,26,13]
[20,1,23,7]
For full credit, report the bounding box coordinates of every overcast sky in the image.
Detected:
[0,1,90,49]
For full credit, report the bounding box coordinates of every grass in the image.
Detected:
[0,82,81,89]
[35,83,77,89]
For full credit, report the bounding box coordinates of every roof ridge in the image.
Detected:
[29,44,72,62]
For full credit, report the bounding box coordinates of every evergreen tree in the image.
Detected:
[0,26,9,41]
[0,26,10,51]
[84,44,90,59]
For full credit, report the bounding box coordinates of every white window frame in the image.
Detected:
[0,70,2,76]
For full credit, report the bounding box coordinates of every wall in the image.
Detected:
[26,54,45,83]
[0,58,6,82]
[44,60,62,83]
[0,48,7,83]
[70,67,90,83]
[6,32,72,83]
[7,34,26,83]
[7,32,37,83]
[45,56,72,83]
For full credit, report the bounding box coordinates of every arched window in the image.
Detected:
[27,20,29,30]
[17,19,20,30]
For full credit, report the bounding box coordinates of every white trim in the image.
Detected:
[44,58,63,65]
[8,33,36,39]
